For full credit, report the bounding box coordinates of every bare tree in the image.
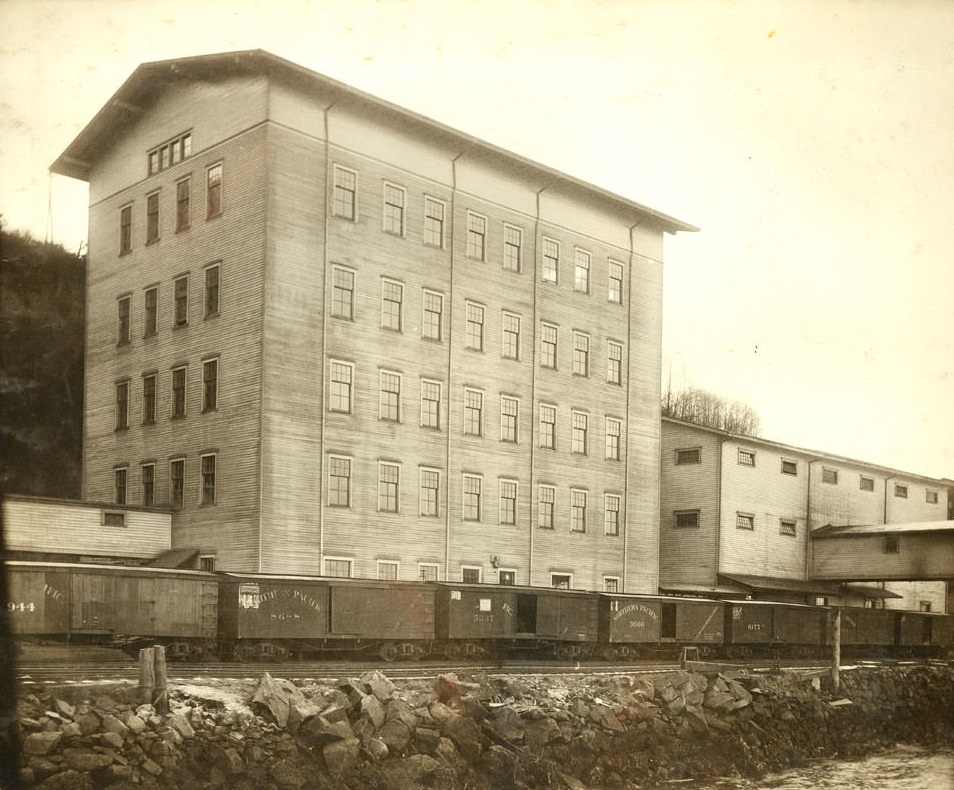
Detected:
[662,385,761,436]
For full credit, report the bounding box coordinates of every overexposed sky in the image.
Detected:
[2,0,952,479]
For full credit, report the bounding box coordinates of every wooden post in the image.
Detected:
[831,608,841,692]
[138,645,169,713]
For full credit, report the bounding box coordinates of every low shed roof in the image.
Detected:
[813,520,954,538]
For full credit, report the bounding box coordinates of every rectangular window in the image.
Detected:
[144,287,158,336]
[736,512,755,530]
[465,302,484,350]
[171,366,186,418]
[142,373,157,425]
[119,205,132,254]
[420,468,440,516]
[541,323,558,369]
[574,249,590,293]
[500,396,518,443]
[424,196,444,247]
[329,361,353,413]
[499,479,517,525]
[538,485,555,529]
[419,563,439,582]
[926,490,939,504]
[466,212,486,260]
[332,165,356,220]
[573,332,590,376]
[894,483,908,498]
[503,224,522,272]
[378,462,400,512]
[502,312,520,360]
[204,265,220,318]
[381,279,403,331]
[571,411,588,455]
[383,182,405,236]
[463,475,482,521]
[422,290,443,341]
[461,567,481,584]
[174,276,188,327]
[206,163,223,218]
[118,296,131,344]
[608,260,623,303]
[202,359,218,412]
[379,370,401,422]
[551,574,571,590]
[115,380,129,430]
[542,237,559,282]
[198,556,215,573]
[674,510,700,528]
[570,489,587,532]
[860,475,874,491]
[604,577,620,593]
[170,459,185,509]
[604,494,621,536]
[200,454,216,505]
[377,561,399,581]
[822,467,839,485]
[607,341,623,385]
[884,535,900,554]
[463,389,483,436]
[605,418,621,461]
[146,192,160,243]
[148,132,191,174]
[780,519,797,536]
[781,459,798,476]
[141,464,155,507]
[676,448,701,465]
[176,177,191,231]
[420,379,441,429]
[328,456,351,507]
[738,449,756,467]
[539,404,556,449]
[499,570,516,586]
[114,468,127,505]
[103,510,126,528]
[325,558,353,578]
[331,267,354,319]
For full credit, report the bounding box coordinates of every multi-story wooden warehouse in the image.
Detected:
[660,417,951,611]
[51,50,695,591]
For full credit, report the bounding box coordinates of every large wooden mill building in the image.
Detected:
[52,50,695,590]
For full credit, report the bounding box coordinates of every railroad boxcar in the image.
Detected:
[6,561,219,658]
[723,600,828,658]
[596,594,724,659]
[895,611,954,657]
[434,583,598,659]
[839,607,896,657]
[217,574,436,661]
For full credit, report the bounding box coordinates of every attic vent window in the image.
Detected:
[103,511,126,527]
[148,132,192,175]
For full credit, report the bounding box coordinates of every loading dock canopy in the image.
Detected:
[147,549,199,569]
[719,573,842,597]
[842,584,903,600]
[658,582,749,597]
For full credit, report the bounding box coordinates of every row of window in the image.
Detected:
[675,447,942,504]
[329,363,623,456]
[113,454,215,508]
[332,270,626,380]
[320,557,620,591]
[327,457,623,534]
[673,509,798,536]
[116,359,218,430]
[121,160,222,253]
[117,264,220,344]
[332,166,627,300]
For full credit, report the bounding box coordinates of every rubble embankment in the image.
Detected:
[16,663,954,789]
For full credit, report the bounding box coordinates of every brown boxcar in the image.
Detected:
[597,594,724,658]
[434,583,598,658]
[839,607,895,655]
[218,574,435,660]
[7,561,218,656]
[896,611,954,656]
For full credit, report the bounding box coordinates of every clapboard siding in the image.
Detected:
[3,496,171,559]
[814,533,954,581]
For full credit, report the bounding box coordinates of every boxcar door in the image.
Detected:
[71,572,115,633]
[516,594,537,634]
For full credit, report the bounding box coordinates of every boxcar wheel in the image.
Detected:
[379,643,399,662]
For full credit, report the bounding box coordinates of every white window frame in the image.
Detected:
[736,512,755,531]
[499,478,518,525]
[607,341,623,385]
[140,462,156,507]
[461,566,483,583]
[781,459,798,476]
[332,165,357,220]
[538,484,556,529]
[674,510,700,528]
[570,488,587,533]
[418,563,439,582]
[464,301,485,351]
[324,557,354,578]
[572,332,590,377]
[574,248,590,293]
[738,449,756,467]
[466,211,487,261]
[328,360,354,414]
[541,323,558,369]
[327,455,352,507]
[171,365,187,418]
[462,474,482,521]
[421,289,443,341]
[377,560,399,581]
[498,568,517,586]
[331,265,355,320]
[539,403,556,450]
[501,311,521,360]
[379,369,402,422]
[779,518,797,537]
[420,378,442,429]
[382,181,406,236]
[204,263,220,319]
[201,357,218,413]
[605,417,621,461]
[603,576,621,593]
[423,196,445,248]
[419,467,441,517]
[380,278,404,332]
[502,223,522,272]
[822,467,839,485]
[463,388,483,436]
[550,573,572,590]
[675,447,701,465]
[378,461,400,513]
[571,410,588,455]
[542,237,560,283]
[199,452,216,506]
[141,372,157,425]
[604,493,621,536]
[500,395,519,443]
[607,259,624,303]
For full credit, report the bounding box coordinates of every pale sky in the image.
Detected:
[2,0,953,480]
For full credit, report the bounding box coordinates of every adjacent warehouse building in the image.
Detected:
[660,417,950,610]
[51,50,695,590]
